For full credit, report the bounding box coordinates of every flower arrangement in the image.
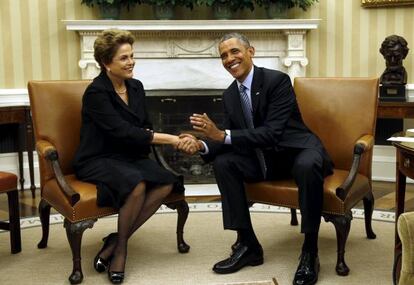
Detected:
[81,0,139,9]
[255,0,318,10]
[196,0,255,11]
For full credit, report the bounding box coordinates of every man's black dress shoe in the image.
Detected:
[213,244,264,274]
[293,251,320,285]
[231,241,242,252]
[94,233,117,273]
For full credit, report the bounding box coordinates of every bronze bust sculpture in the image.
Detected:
[379,35,409,85]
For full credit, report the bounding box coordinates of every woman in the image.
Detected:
[73,29,196,284]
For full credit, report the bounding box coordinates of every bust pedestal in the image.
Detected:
[380,84,406,102]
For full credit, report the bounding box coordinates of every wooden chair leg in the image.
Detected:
[37,199,51,249]
[166,199,190,253]
[7,190,21,254]
[64,219,96,285]
[290,208,298,226]
[363,191,377,239]
[324,212,352,276]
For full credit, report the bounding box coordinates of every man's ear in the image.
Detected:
[248,46,255,57]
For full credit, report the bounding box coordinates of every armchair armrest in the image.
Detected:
[36,140,80,206]
[335,134,374,201]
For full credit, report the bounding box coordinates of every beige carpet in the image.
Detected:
[0,204,394,285]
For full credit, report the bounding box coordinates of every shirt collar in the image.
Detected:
[237,66,254,91]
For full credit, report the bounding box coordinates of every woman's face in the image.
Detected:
[105,43,135,80]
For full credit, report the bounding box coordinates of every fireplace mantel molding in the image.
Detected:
[63,19,320,86]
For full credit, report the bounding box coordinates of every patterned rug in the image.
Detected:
[0,203,395,285]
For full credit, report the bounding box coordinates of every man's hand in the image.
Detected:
[178,133,206,154]
[190,113,225,142]
[175,134,200,155]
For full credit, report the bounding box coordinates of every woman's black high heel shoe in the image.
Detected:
[93,233,117,273]
[108,270,125,284]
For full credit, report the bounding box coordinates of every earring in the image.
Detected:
[107,68,111,73]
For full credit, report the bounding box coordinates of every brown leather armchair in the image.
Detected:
[244,77,379,276]
[28,80,190,284]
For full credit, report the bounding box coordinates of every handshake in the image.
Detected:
[173,112,223,155]
[175,133,203,155]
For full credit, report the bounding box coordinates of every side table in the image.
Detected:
[0,106,35,198]
[392,132,414,284]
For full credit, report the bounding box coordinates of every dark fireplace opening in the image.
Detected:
[146,89,224,184]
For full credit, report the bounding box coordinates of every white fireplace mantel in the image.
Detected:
[64,19,320,89]
[63,19,319,32]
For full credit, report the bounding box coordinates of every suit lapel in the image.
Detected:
[251,66,264,118]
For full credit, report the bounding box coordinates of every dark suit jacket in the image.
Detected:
[73,71,154,169]
[203,66,332,172]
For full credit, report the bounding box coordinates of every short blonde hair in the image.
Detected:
[94,29,135,70]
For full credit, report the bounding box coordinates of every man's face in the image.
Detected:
[219,38,255,82]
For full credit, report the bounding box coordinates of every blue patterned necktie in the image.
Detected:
[239,84,267,178]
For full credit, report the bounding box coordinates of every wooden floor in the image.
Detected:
[1,181,414,221]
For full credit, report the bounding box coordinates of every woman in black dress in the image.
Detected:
[73,29,197,284]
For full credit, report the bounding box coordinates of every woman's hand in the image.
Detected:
[176,134,202,155]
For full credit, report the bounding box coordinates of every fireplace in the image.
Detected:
[146,90,224,184]
[64,19,318,189]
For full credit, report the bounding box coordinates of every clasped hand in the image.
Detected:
[175,135,200,155]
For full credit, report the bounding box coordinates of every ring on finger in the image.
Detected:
[203,123,207,129]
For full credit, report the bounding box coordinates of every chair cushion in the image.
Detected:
[245,169,370,215]
[0,172,18,193]
[42,175,186,222]
[43,175,117,222]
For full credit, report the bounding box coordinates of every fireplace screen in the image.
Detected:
[146,90,224,184]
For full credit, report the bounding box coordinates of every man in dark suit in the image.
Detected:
[183,33,333,285]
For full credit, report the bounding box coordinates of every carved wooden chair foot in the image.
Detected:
[64,219,96,284]
[165,199,190,253]
[324,212,352,276]
[363,192,377,239]
[290,208,299,226]
[37,199,52,248]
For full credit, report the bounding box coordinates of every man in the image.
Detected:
[180,33,333,285]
